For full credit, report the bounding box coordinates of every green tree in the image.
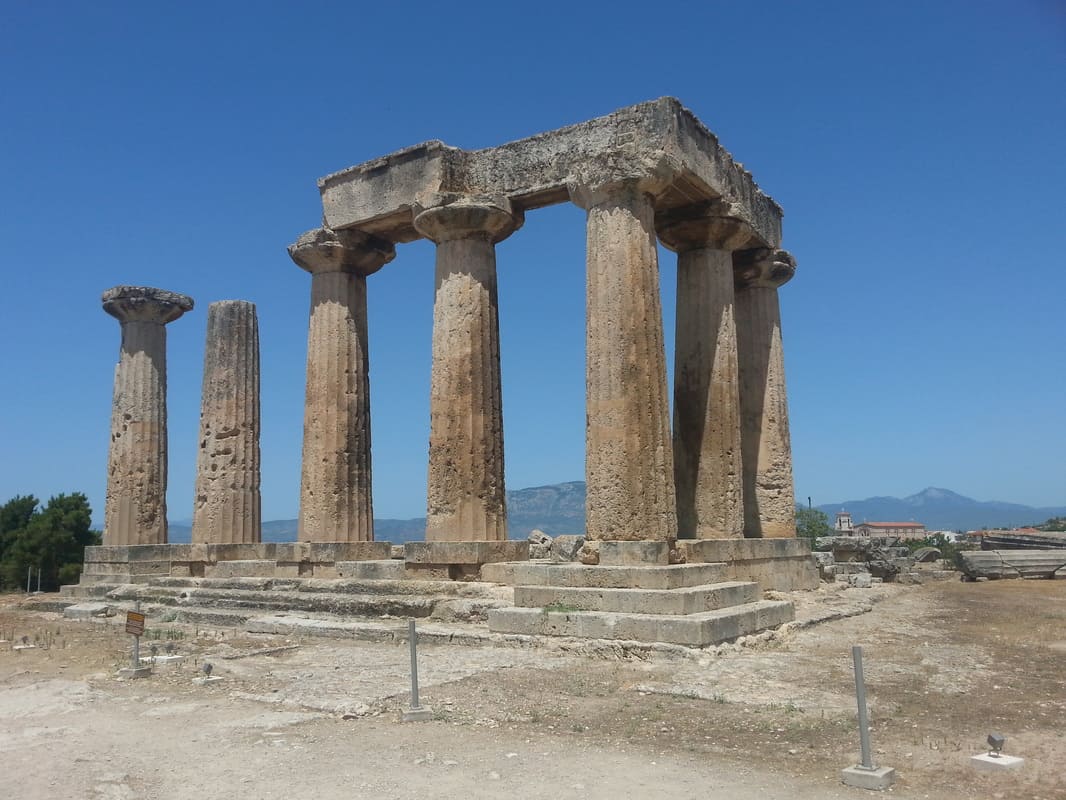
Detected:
[0,493,100,591]
[0,494,39,563]
[796,507,832,540]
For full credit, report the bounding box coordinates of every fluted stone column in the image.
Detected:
[570,180,676,542]
[192,301,261,544]
[658,205,748,539]
[102,286,193,546]
[289,227,395,542]
[734,248,797,538]
[414,198,521,542]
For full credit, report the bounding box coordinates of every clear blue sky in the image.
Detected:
[2,1,1063,524]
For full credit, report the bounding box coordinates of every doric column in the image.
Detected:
[414,198,521,542]
[102,286,193,546]
[192,300,261,544]
[570,180,676,542]
[658,204,748,539]
[289,227,395,542]
[734,248,797,538]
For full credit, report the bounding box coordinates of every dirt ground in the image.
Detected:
[2,579,1064,800]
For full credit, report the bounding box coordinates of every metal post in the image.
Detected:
[36,565,41,593]
[132,601,141,669]
[400,618,433,721]
[408,618,420,709]
[26,566,32,594]
[852,645,874,769]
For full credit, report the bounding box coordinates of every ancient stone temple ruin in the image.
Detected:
[75,99,817,647]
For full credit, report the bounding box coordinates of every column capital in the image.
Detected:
[733,248,796,289]
[288,227,395,277]
[413,195,522,244]
[656,201,753,253]
[102,285,194,324]
[566,176,669,211]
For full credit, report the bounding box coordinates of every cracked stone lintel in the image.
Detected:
[317,97,783,249]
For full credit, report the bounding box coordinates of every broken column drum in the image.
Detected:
[289,227,395,543]
[102,285,193,546]
[305,97,797,549]
[192,300,262,544]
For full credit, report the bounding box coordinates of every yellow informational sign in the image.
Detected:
[125,611,146,636]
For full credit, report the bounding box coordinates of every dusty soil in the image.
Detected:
[2,579,1064,800]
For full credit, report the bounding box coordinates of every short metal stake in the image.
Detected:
[131,601,141,669]
[841,645,896,789]
[26,566,32,594]
[401,619,433,722]
[36,565,42,594]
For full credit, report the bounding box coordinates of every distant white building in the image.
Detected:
[854,521,927,541]
[835,510,854,533]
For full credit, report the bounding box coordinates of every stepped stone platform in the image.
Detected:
[486,560,795,647]
[77,540,530,587]
[64,539,806,649]
[677,538,819,591]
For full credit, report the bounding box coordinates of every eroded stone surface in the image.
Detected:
[289,228,394,543]
[318,98,782,249]
[102,286,193,546]
[734,249,797,538]
[192,301,261,544]
[573,180,676,542]
[415,199,520,542]
[659,205,748,540]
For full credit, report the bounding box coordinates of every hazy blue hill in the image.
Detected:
[165,481,587,543]
[817,487,1066,531]
[164,483,1064,542]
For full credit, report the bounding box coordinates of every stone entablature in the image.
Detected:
[318,97,782,250]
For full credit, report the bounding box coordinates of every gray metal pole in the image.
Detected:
[36,565,41,593]
[132,600,141,669]
[852,645,874,769]
[26,566,32,594]
[408,618,420,709]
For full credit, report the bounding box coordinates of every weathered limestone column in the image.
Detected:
[102,286,194,546]
[734,248,797,538]
[570,180,676,542]
[414,198,521,542]
[289,227,395,542]
[191,301,261,544]
[658,205,748,539]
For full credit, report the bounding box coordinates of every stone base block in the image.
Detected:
[336,560,406,580]
[404,541,528,565]
[118,666,152,679]
[597,540,671,566]
[840,765,896,790]
[487,600,793,646]
[481,562,729,590]
[514,581,759,615]
[678,538,819,591]
[970,753,1024,772]
[403,541,528,581]
[62,602,114,619]
[206,560,277,579]
[401,706,435,723]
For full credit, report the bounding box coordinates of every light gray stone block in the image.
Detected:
[514,581,759,615]
[487,599,793,646]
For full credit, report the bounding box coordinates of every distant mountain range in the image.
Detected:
[164,483,1064,542]
[167,481,587,544]
[816,487,1066,532]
